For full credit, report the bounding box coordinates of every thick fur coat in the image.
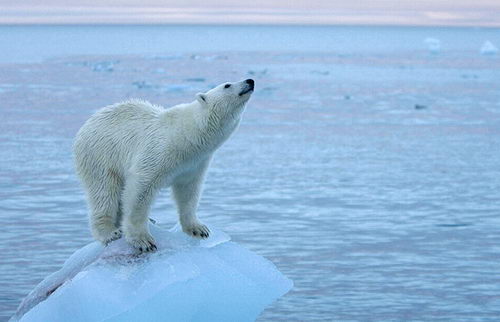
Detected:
[74,79,254,251]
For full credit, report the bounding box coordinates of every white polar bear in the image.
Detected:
[74,79,254,252]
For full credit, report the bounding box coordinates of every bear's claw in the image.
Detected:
[138,242,157,252]
[183,222,210,239]
[126,232,157,253]
[102,228,122,246]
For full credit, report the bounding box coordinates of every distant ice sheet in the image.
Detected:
[11,224,292,322]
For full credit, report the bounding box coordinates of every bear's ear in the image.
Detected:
[196,93,208,107]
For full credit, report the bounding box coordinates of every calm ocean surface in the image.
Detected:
[1,25,500,321]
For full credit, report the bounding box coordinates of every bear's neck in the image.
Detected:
[194,109,240,152]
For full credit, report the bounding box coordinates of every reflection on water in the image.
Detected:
[1,26,500,321]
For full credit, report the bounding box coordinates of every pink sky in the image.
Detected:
[1,0,500,26]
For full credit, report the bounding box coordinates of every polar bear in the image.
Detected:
[74,79,254,252]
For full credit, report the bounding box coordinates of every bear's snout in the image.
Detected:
[245,79,255,90]
[239,79,255,96]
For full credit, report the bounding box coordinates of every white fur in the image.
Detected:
[74,80,254,251]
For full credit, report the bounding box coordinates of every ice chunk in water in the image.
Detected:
[424,38,441,54]
[11,224,292,322]
[480,40,498,55]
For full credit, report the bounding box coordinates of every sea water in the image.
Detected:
[1,25,500,321]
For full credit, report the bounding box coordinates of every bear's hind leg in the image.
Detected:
[86,173,123,245]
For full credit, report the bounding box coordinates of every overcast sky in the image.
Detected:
[1,0,500,26]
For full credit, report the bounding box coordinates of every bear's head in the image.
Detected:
[196,79,254,121]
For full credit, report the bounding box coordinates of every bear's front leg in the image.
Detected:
[122,176,159,252]
[172,164,210,239]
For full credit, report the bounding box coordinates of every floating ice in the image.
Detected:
[424,38,441,54]
[247,69,268,76]
[189,54,227,61]
[162,84,191,93]
[11,224,292,322]
[184,78,206,82]
[90,61,116,72]
[480,40,498,55]
[132,80,155,89]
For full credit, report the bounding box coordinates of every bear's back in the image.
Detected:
[74,100,164,175]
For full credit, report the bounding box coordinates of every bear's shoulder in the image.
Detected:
[116,99,163,112]
[97,99,164,120]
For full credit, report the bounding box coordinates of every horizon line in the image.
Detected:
[1,22,500,28]
[1,6,500,27]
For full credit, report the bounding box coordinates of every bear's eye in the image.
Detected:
[224,84,231,89]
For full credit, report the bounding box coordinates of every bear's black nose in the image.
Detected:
[245,79,254,89]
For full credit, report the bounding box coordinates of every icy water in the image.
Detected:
[1,25,500,321]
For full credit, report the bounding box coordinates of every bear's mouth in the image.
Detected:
[238,88,253,96]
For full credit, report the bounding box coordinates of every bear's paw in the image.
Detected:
[182,221,210,239]
[125,231,157,252]
[94,227,123,246]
